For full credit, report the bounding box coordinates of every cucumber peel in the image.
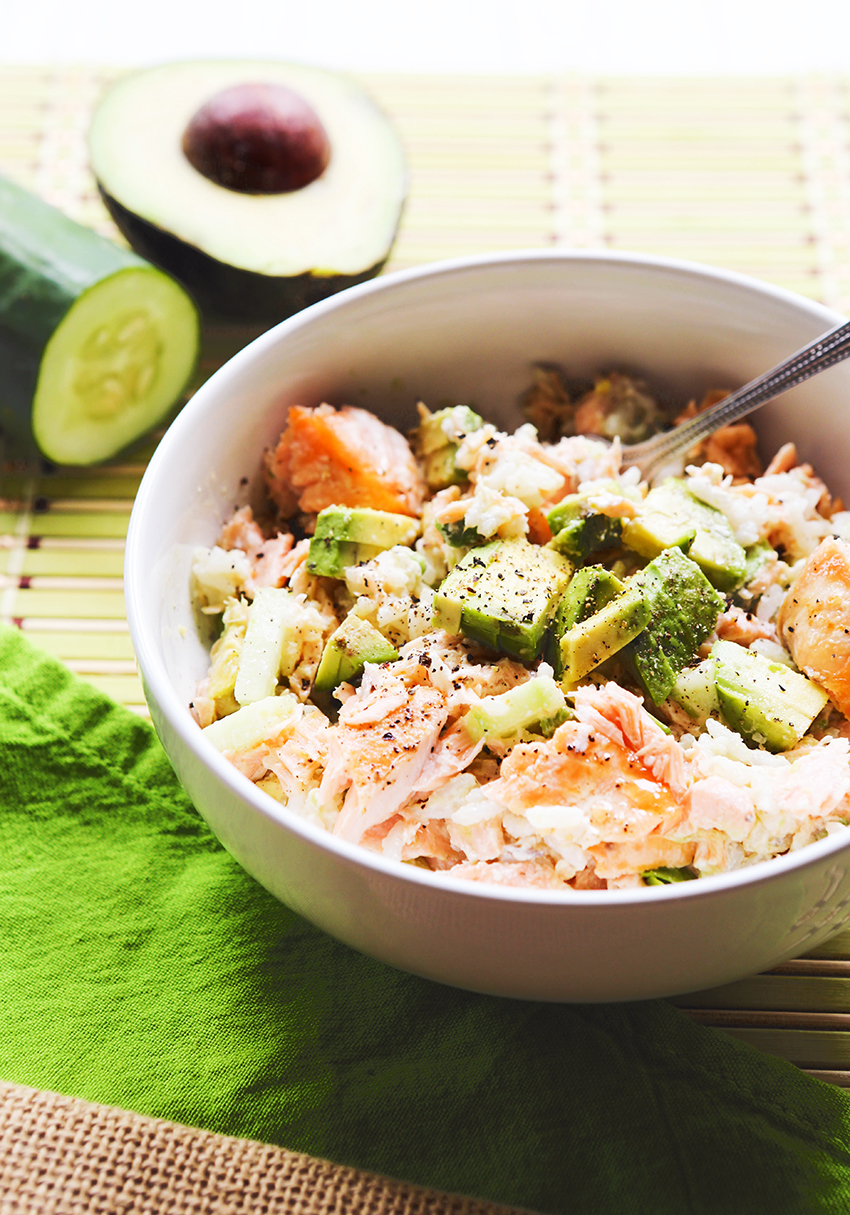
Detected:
[0,173,200,465]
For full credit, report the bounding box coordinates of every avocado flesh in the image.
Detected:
[88,60,407,322]
[559,583,651,683]
[711,639,830,752]
[415,405,483,490]
[307,506,420,578]
[622,479,747,593]
[314,613,398,693]
[627,547,725,705]
[547,566,624,677]
[546,495,623,561]
[432,538,573,663]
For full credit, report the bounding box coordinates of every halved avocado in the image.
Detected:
[87,60,407,322]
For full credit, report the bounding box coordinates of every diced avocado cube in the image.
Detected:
[627,547,725,705]
[414,405,484,489]
[621,479,747,592]
[559,583,651,683]
[643,867,696,885]
[234,587,300,705]
[670,659,720,723]
[711,638,830,752]
[462,675,569,742]
[307,506,420,578]
[546,566,625,677]
[432,538,573,663]
[546,495,623,561]
[314,612,399,693]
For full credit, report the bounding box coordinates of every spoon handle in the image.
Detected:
[620,317,850,477]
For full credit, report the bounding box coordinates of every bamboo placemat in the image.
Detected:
[4,65,850,1082]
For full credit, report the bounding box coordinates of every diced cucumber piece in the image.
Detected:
[202,693,299,751]
[670,660,720,723]
[234,587,300,705]
[462,676,568,742]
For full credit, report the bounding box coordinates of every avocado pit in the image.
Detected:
[181,82,331,194]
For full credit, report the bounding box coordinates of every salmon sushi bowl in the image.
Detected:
[126,251,850,1000]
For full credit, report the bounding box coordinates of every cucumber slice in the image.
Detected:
[0,172,200,465]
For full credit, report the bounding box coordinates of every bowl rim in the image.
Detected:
[126,246,850,909]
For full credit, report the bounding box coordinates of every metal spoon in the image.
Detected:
[618,318,850,480]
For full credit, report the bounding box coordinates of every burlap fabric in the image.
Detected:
[0,1082,528,1215]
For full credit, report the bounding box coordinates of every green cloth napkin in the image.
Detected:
[3,623,850,1214]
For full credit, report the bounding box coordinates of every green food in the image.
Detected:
[462,676,568,742]
[0,172,200,465]
[559,583,651,683]
[670,660,720,724]
[547,566,624,677]
[436,520,487,549]
[642,867,696,885]
[712,639,830,752]
[546,494,623,561]
[314,613,399,693]
[234,587,301,705]
[627,548,725,705]
[88,60,407,322]
[413,404,483,490]
[307,506,420,578]
[622,479,747,592]
[432,538,573,663]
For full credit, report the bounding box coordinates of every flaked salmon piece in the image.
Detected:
[446,815,505,863]
[265,710,332,801]
[264,403,426,519]
[410,718,486,798]
[572,683,688,796]
[715,605,779,648]
[323,680,449,844]
[219,504,266,552]
[675,390,762,481]
[588,836,696,881]
[400,820,464,866]
[486,719,680,842]
[681,776,757,842]
[449,859,564,888]
[778,537,850,715]
[217,505,297,592]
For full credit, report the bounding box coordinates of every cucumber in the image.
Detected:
[0,173,200,465]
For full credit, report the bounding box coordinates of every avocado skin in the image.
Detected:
[99,188,396,322]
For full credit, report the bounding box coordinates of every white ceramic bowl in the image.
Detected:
[126,250,850,1003]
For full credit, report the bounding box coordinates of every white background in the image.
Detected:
[5,0,850,74]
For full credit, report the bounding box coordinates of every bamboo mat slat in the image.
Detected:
[4,66,850,1080]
